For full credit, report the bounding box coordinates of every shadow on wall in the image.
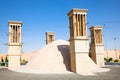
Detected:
[57,45,71,71]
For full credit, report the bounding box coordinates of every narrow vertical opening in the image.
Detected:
[81,15,83,36]
[18,26,20,43]
[15,26,17,43]
[13,25,15,43]
[75,14,78,37]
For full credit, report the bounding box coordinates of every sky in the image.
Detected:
[0,0,120,53]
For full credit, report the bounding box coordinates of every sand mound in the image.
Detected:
[26,40,71,72]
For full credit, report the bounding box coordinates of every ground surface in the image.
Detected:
[0,66,120,80]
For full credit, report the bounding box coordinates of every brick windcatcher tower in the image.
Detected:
[46,32,55,45]
[8,21,22,69]
[89,26,105,67]
[68,8,89,73]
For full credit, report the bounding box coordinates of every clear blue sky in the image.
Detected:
[0,0,120,53]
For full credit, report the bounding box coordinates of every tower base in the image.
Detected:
[90,44,105,67]
[70,37,96,73]
[8,55,21,69]
[8,44,21,69]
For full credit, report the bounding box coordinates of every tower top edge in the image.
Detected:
[72,8,88,11]
[68,8,88,16]
[46,32,54,35]
[8,20,22,24]
[89,26,103,30]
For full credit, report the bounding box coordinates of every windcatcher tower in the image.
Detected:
[89,26,104,67]
[68,8,89,73]
[46,32,55,45]
[8,21,22,69]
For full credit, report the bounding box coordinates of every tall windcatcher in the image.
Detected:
[68,8,89,73]
[8,21,22,69]
[89,26,105,67]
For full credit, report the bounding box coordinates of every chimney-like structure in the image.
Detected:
[46,32,55,44]
[8,21,22,69]
[68,8,89,73]
[89,26,105,67]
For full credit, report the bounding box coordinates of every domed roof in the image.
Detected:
[26,40,71,72]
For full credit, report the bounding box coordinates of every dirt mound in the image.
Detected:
[26,40,71,72]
